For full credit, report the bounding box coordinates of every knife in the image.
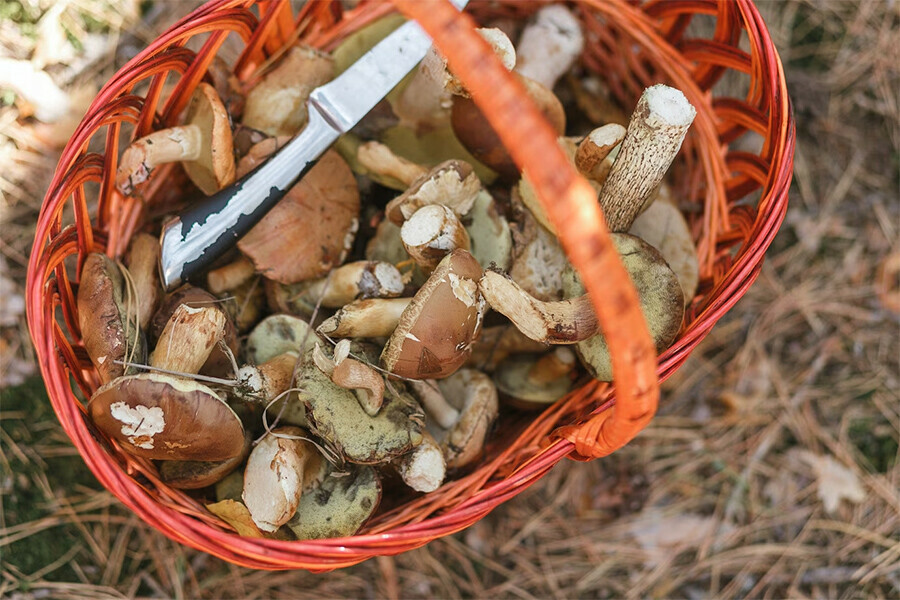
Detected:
[159,0,468,290]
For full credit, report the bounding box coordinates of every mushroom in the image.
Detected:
[217,276,265,333]
[628,186,699,304]
[296,348,424,464]
[286,462,381,540]
[466,324,550,373]
[237,351,307,428]
[237,149,360,284]
[77,252,145,384]
[242,426,326,532]
[381,250,485,380]
[395,430,445,493]
[574,123,627,184]
[384,158,482,226]
[507,196,571,301]
[312,341,385,417]
[463,190,513,271]
[149,285,239,379]
[356,139,428,190]
[149,303,226,374]
[478,270,598,344]
[316,297,412,339]
[246,314,320,364]
[123,233,162,330]
[280,260,405,315]
[88,373,244,461]
[159,428,252,489]
[234,135,293,179]
[241,45,335,137]
[206,256,256,295]
[410,369,499,470]
[598,84,696,232]
[513,4,584,91]
[493,347,576,409]
[401,204,471,271]
[514,136,578,236]
[563,234,685,381]
[115,82,235,196]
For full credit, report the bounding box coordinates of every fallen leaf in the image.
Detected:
[628,510,733,566]
[206,500,265,538]
[799,451,866,514]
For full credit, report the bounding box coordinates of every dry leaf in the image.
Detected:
[799,451,866,514]
[206,500,265,538]
[629,510,733,566]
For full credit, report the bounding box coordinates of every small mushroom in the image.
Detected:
[381,250,485,380]
[286,462,381,540]
[401,204,471,271]
[237,150,360,284]
[316,297,412,339]
[296,349,424,464]
[355,140,429,190]
[628,187,699,304]
[241,46,335,137]
[312,341,385,417]
[242,427,325,532]
[563,234,685,381]
[159,428,252,489]
[77,252,145,384]
[234,135,293,179]
[246,314,320,364]
[384,159,482,226]
[88,372,244,461]
[217,276,265,333]
[410,369,499,470]
[514,4,584,91]
[396,430,445,493]
[286,260,405,314]
[493,347,576,409]
[598,84,696,232]
[478,270,598,344]
[206,256,256,295]
[123,233,162,330]
[574,123,627,184]
[237,351,306,428]
[149,303,226,374]
[115,82,235,196]
[514,136,578,235]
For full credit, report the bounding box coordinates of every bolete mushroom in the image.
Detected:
[159,428,252,490]
[513,4,584,91]
[77,252,145,384]
[463,190,513,271]
[246,314,320,365]
[401,204,472,271]
[396,430,446,493]
[316,297,413,339]
[115,82,235,196]
[283,260,405,315]
[312,341,385,417]
[563,234,685,381]
[381,249,485,380]
[493,347,576,409]
[149,303,226,374]
[123,233,162,330]
[286,462,381,540]
[410,369,499,470]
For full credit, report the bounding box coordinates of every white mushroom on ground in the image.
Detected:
[115,83,235,196]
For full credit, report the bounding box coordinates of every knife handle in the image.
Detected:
[159,110,338,290]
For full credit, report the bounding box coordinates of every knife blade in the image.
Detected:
[159,0,468,290]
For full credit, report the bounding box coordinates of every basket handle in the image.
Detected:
[394,0,659,459]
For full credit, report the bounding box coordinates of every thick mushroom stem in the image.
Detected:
[332,358,385,417]
[207,256,256,294]
[408,379,459,430]
[123,233,162,331]
[401,205,471,270]
[575,123,626,182]
[299,261,404,308]
[514,5,584,90]
[116,126,202,195]
[396,430,446,493]
[237,351,298,402]
[598,84,696,232]
[149,304,226,374]
[479,270,598,344]
[357,141,428,187]
[316,297,413,338]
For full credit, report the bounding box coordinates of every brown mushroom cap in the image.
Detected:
[286,462,380,540]
[451,74,565,180]
[159,428,252,490]
[182,82,236,195]
[89,373,244,461]
[434,368,499,470]
[77,252,145,384]
[563,233,684,381]
[381,249,485,380]
[238,150,360,284]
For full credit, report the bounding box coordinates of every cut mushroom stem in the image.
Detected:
[514,4,584,90]
[598,84,696,232]
[396,430,446,493]
[408,380,459,430]
[357,140,428,187]
[479,270,598,344]
[149,304,226,374]
[298,260,404,308]
[123,233,162,330]
[207,256,256,294]
[575,123,626,182]
[401,204,471,270]
[316,297,412,338]
[116,83,235,196]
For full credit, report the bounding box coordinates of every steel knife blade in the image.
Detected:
[159,0,468,290]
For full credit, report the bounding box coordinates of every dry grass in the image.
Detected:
[1,0,898,598]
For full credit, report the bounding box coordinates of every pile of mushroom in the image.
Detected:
[83,5,702,541]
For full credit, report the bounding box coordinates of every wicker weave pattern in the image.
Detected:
[26,0,793,570]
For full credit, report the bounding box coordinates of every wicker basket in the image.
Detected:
[26,0,794,570]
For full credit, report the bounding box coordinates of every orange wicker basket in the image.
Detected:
[26,0,794,570]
